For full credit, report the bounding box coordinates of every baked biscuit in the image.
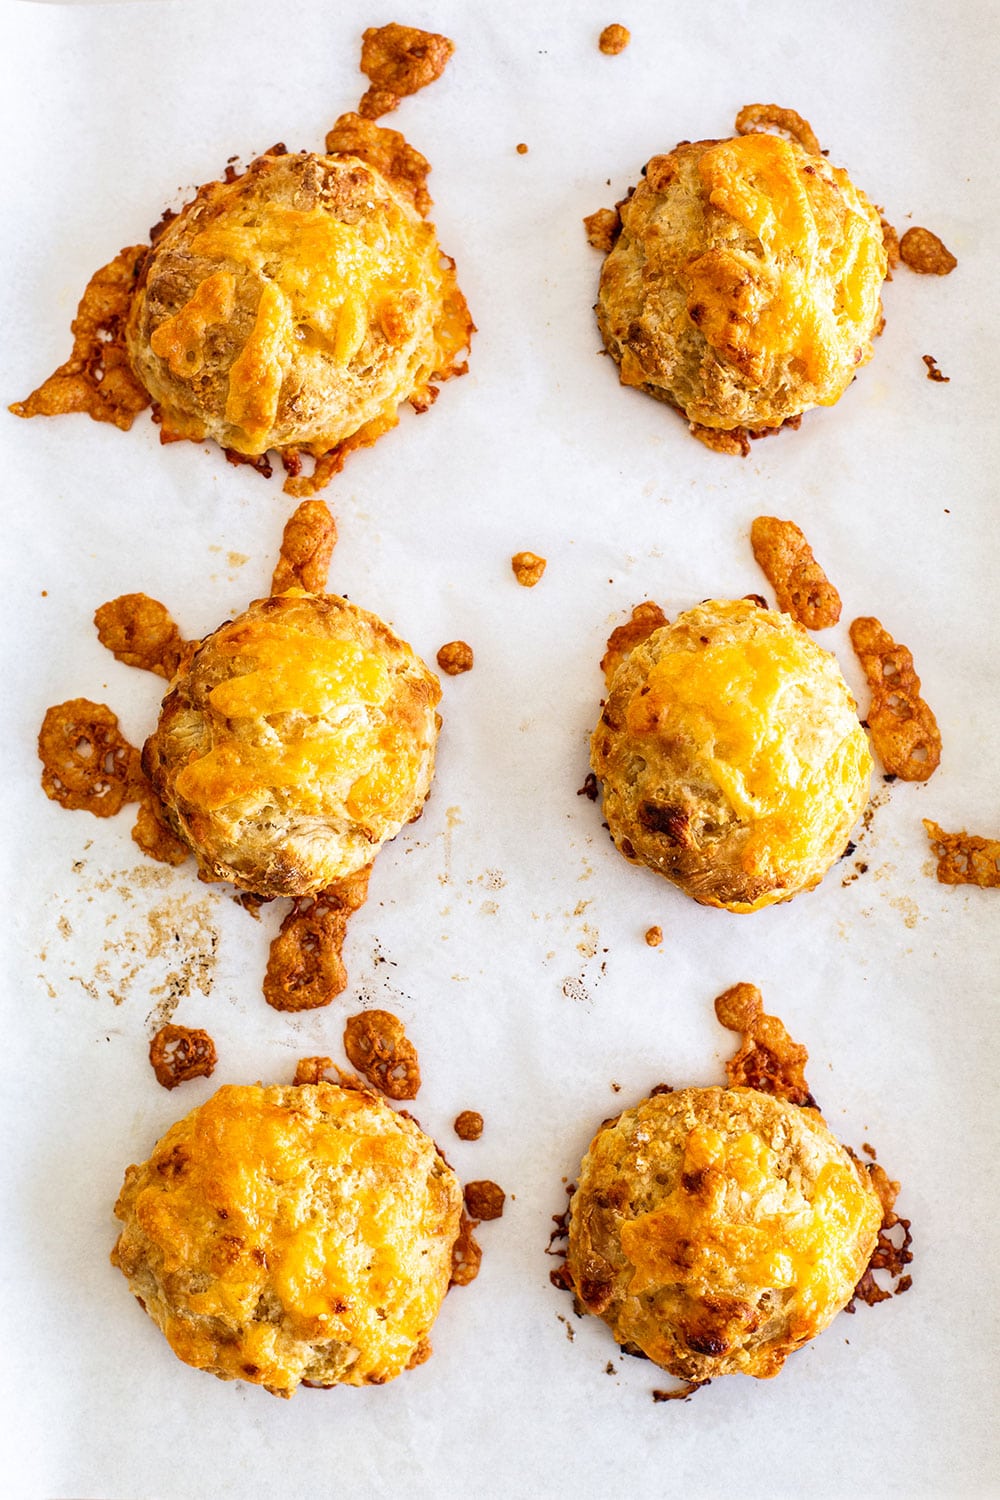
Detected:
[590,599,870,911]
[566,1086,881,1380]
[142,591,440,897]
[111,1082,462,1395]
[127,151,465,458]
[595,132,886,433]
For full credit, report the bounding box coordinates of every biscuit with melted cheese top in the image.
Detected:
[590,599,870,911]
[566,1086,881,1380]
[596,133,886,432]
[111,1083,462,1395]
[142,591,440,896]
[127,151,466,456]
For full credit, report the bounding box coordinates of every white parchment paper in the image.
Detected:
[2,2,999,1496]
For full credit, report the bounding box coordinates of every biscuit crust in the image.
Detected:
[590,599,871,911]
[127,151,464,457]
[596,134,886,431]
[111,1083,462,1395]
[566,1086,881,1380]
[143,591,441,896]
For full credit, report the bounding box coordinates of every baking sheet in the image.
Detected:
[2,2,999,1496]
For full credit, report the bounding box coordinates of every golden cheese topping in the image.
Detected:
[208,627,391,718]
[693,134,885,393]
[143,591,440,895]
[159,196,439,451]
[625,603,871,882]
[112,1084,462,1392]
[174,611,404,820]
[149,270,236,377]
[621,1120,878,1336]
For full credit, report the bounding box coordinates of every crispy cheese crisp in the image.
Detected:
[270,499,337,595]
[849,616,941,781]
[10,246,150,430]
[343,1009,421,1100]
[583,207,622,252]
[714,981,816,1107]
[511,551,547,587]
[94,593,187,680]
[450,1211,483,1287]
[899,226,957,275]
[131,782,191,866]
[358,23,454,120]
[454,1110,484,1140]
[878,212,901,276]
[923,819,1000,888]
[750,516,842,629]
[263,868,372,1012]
[38,700,142,818]
[325,110,435,216]
[734,102,821,155]
[600,601,669,685]
[149,1024,217,1090]
[464,1181,505,1220]
[436,640,474,675]
[598,24,631,54]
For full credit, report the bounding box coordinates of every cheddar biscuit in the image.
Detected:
[127,151,463,457]
[142,591,440,897]
[111,1082,463,1395]
[565,1086,881,1380]
[590,599,870,911]
[596,133,887,433]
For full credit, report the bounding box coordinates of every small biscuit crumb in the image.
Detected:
[464,1180,506,1221]
[598,23,631,54]
[899,226,957,275]
[644,925,663,947]
[512,551,546,587]
[516,142,529,155]
[454,1110,484,1140]
[436,640,474,675]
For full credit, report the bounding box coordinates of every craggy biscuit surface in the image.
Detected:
[111,1083,462,1395]
[566,1086,881,1380]
[127,151,467,458]
[595,132,886,432]
[143,591,440,896]
[591,599,871,911]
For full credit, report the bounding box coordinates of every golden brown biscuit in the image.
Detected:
[111,1082,462,1395]
[126,151,466,458]
[142,591,440,897]
[590,599,871,911]
[566,1086,881,1380]
[595,131,886,434]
